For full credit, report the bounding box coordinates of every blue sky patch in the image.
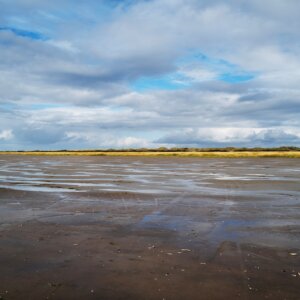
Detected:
[131,51,255,92]
[0,103,16,110]
[177,51,256,84]
[0,26,47,41]
[131,75,189,92]
[27,103,67,110]
[219,72,255,83]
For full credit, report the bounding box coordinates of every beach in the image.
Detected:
[0,156,299,299]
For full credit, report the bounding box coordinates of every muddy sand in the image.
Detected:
[0,155,300,299]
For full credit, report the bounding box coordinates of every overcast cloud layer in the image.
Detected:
[1,0,300,149]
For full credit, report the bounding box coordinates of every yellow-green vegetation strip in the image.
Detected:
[1,151,300,158]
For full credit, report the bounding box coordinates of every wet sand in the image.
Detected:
[0,156,300,299]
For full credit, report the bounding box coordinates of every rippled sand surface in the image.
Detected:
[0,156,300,299]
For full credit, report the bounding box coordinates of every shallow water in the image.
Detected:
[1,156,299,194]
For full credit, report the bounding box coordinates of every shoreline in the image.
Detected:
[1,151,300,158]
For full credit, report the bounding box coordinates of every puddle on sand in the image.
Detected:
[209,219,254,244]
[136,211,214,237]
[135,209,300,249]
[209,218,300,249]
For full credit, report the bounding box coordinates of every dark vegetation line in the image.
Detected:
[5,146,300,152]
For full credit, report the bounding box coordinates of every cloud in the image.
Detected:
[0,129,13,141]
[0,0,300,149]
[157,128,300,147]
[0,26,47,40]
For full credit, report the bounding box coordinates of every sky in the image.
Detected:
[0,0,300,150]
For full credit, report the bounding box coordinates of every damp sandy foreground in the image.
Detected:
[0,156,300,299]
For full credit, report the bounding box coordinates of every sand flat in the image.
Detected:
[0,156,300,299]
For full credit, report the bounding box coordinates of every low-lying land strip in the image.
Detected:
[1,149,300,158]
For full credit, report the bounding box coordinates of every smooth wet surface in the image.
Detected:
[0,155,300,299]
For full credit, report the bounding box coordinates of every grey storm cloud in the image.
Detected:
[0,0,300,149]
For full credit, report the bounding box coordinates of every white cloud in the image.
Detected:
[0,129,13,141]
[65,132,151,149]
[0,0,300,149]
[113,137,150,148]
[158,127,300,147]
